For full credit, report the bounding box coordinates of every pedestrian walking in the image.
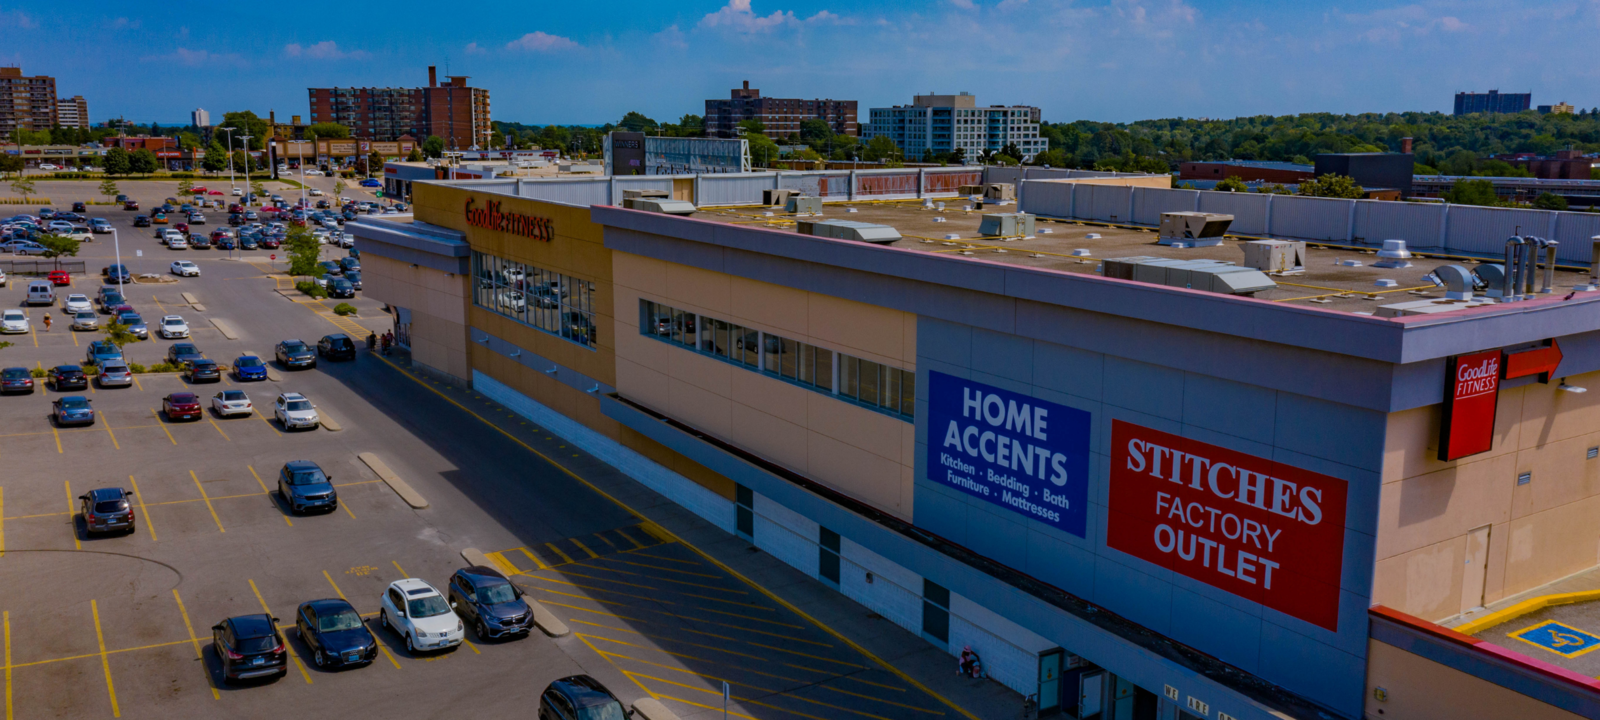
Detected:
[42,314,51,332]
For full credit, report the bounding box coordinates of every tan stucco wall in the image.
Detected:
[1374,368,1600,621]
[362,253,470,381]
[612,251,919,520]
[1364,639,1586,720]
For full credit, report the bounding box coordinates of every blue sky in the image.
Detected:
[3,0,1597,126]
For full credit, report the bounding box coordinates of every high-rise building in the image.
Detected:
[55,96,88,129]
[0,66,58,137]
[1454,90,1531,115]
[1536,102,1575,115]
[704,81,857,139]
[307,66,491,150]
[192,108,211,127]
[864,92,1047,161]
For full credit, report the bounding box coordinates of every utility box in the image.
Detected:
[787,195,823,214]
[622,189,669,201]
[764,188,796,207]
[629,198,697,215]
[1157,212,1234,248]
[959,185,985,196]
[978,212,1036,238]
[797,220,901,244]
[1241,240,1307,274]
[984,183,1016,201]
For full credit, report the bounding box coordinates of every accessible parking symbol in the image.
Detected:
[1511,620,1600,658]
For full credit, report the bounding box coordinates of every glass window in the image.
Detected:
[471,251,597,350]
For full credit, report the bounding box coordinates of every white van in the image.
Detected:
[26,280,54,306]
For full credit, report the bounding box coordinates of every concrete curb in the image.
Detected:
[319,412,343,431]
[630,698,682,720]
[460,548,571,638]
[359,452,427,509]
[181,292,199,305]
[244,351,281,382]
[209,318,238,339]
[1453,589,1600,635]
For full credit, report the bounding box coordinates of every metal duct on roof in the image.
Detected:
[796,220,902,244]
[1100,256,1276,296]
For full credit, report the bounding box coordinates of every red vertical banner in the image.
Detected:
[1439,350,1502,462]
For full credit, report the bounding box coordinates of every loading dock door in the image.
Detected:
[1079,671,1105,719]
[1038,649,1063,715]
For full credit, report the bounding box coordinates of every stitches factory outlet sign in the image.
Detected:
[1107,421,1348,631]
[927,372,1092,538]
[465,198,553,242]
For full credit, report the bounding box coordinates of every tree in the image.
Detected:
[736,119,766,137]
[368,150,384,176]
[217,111,269,150]
[1441,179,1500,206]
[1532,192,1569,211]
[1296,173,1364,199]
[993,154,1019,166]
[202,141,227,172]
[799,118,832,145]
[334,180,346,199]
[1256,183,1294,195]
[618,111,658,132]
[1215,176,1249,192]
[305,122,350,142]
[0,154,23,177]
[406,148,424,162]
[250,180,265,198]
[422,135,444,159]
[36,234,81,259]
[863,135,900,162]
[129,148,159,175]
[102,321,139,350]
[10,174,36,199]
[103,147,131,176]
[1001,142,1024,160]
[176,178,194,195]
[745,133,780,167]
[99,178,119,202]
[284,222,321,278]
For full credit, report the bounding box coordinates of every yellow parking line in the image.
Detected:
[248,580,311,684]
[172,590,218,699]
[562,565,746,594]
[570,538,601,560]
[127,476,155,542]
[205,414,230,441]
[0,487,5,558]
[254,410,281,436]
[483,552,521,576]
[102,414,119,450]
[616,527,649,549]
[584,632,904,692]
[322,571,400,670]
[151,409,176,445]
[571,618,861,669]
[90,601,121,717]
[50,416,61,454]
[4,610,11,720]
[392,561,408,577]
[190,471,224,533]
[517,547,549,570]
[64,481,80,550]
[600,648,935,714]
[590,556,723,580]
[247,465,290,526]
[539,570,762,609]
[131,375,142,392]
[545,542,575,565]
[622,547,702,566]
[340,499,356,520]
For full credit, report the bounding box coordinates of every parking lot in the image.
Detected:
[0,178,994,720]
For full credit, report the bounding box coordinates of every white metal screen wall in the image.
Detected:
[1197,192,1271,236]
[698,173,778,206]
[1268,196,1354,242]
[1353,201,1445,250]
[1133,187,1201,226]
[514,178,611,206]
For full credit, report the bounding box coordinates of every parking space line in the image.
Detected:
[560,564,748,594]
[570,538,601,559]
[64,481,80,551]
[623,547,702,566]
[127,477,154,542]
[247,580,311,684]
[253,410,281,436]
[566,599,831,647]
[544,542,575,565]
[0,487,5,558]
[102,414,119,450]
[130,375,142,392]
[90,601,121,717]
[204,414,230,441]
[247,466,290,526]
[339,499,356,520]
[517,547,549,571]
[392,560,408,577]
[599,647,936,715]
[50,417,61,454]
[591,556,723,580]
[172,590,218,700]
[616,527,649,550]
[189,471,225,533]
[150,409,176,445]
[4,610,11,720]
[586,633,905,693]
[321,572,400,670]
[535,570,764,610]
[570,618,862,670]
[545,594,807,632]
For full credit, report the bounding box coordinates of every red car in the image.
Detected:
[259,237,281,249]
[162,392,202,421]
[228,203,242,213]
[175,222,190,234]
[191,186,208,195]
[210,229,233,242]
[207,190,223,196]
[47,270,71,286]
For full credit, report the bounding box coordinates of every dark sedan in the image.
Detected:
[133,215,151,227]
[233,355,268,381]
[49,365,88,391]
[326,278,355,299]
[167,343,204,366]
[295,599,376,669]
[162,392,202,421]
[52,395,94,426]
[275,340,316,369]
[103,264,132,283]
[79,487,136,536]
[317,334,357,361]
[212,614,287,683]
[0,367,34,394]
[539,676,626,720]
[448,566,533,640]
[183,359,221,383]
[238,236,259,250]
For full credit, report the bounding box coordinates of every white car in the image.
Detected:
[210,389,253,417]
[170,261,200,277]
[0,310,27,334]
[231,187,243,196]
[160,228,183,245]
[158,315,190,339]
[378,579,463,654]
[273,392,319,430]
[47,221,75,234]
[304,169,323,176]
[38,163,59,171]
[71,310,99,331]
[167,235,188,250]
[309,188,323,196]
[64,293,92,314]
[0,268,7,286]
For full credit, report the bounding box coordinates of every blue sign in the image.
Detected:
[1512,620,1600,658]
[926,371,1092,538]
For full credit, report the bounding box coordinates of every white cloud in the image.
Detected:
[947,0,977,9]
[699,0,795,32]
[465,42,487,55]
[1,9,36,29]
[284,41,369,60]
[654,25,689,50]
[805,10,848,25]
[505,31,580,52]
[108,17,140,30]
[141,48,239,66]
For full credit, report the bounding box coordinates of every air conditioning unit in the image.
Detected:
[621,189,670,209]
[764,188,796,206]
[959,184,985,196]
[1241,240,1306,274]
[984,183,1016,201]
[1101,256,1276,295]
[787,195,823,214]
[978,212,1036,238]
[1157,212,1234,248]
[629,198,697,215]
[797,220,901,244]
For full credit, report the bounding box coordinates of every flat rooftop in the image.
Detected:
[689,199,1593,315]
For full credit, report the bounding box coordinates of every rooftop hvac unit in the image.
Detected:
[764,188,796,207]
[1241,240,1306,275]
[1157,212,1234,248]
[796,220,902,244]
[959,184,985,196]
[984,183,1016,201]
[1375,298,1495,318]
[1101,256,1276,296]
[978,212,1036,238]
[628,198,697,215]
[622,189,669,201]
[787,195,823,214]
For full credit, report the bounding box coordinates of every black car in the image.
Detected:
[97,291,125,312]
[317,334,356,361]
[228,213,244,226]
[71,201,87,213]
[448,566,533,640]
[189,233,212,249]
[326,279,355,298]
[239,236,259,250]
[278,460,337,514]
[167,343,204,366]
[212,614,287,683]
[295,598,377,669]
[183,359,221,383]
[79,487,135,536]
[0,367,34,394]
[538,676,626,720]
[133,215,151,227]
[49,365,88,391]
[318,260,342,276]
[342,270,362,290]
[103,264,132,283]
[275,340,316,369]
[339,257,360,273]
[215,237,236,250]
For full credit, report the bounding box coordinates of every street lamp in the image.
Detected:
[110,227,123,297]
[239,135,254,200]
[219,126,237,190]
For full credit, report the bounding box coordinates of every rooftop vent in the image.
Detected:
[978,212,1036,238]
[627,197,697,215]
[1373,239,1414,268]
[764,189,796,207]
[1157,212,1234,248]
[797,220,901,244]
[622,189,669,202]
[984,183,1016,201]
[1102,256,1276,296]
[1242,240,1306,275]
[787,196,823,214]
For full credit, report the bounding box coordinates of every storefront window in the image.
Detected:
[472,251,598,349]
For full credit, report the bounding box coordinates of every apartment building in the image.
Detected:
[704,81,857,139]
[864,92,1047,161]
[0,66,57,136]
[308,66,490,150]
[55,96,88,129]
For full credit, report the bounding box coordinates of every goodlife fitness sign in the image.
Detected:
[1439,350,1501,462]
[1108,421,1348,631]
[464,198,553,242]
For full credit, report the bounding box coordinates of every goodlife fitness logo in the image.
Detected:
[1439,349,1502,461]
[464,198,553,242]
[1107,421,1348,631]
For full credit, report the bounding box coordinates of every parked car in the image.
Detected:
[317,334,356,361]
[189,233,211,249]
[341,270,362,290]
[47,270,72,286]
[71,201,87,213]
[0,366,35,393]
[183,359,221,383]
[85,340,123,365]
[159,315,190,339]
[98,362,133,388]
[212,614,288,683]
[49,365,88,391]
[538,676,626,720]
[360,179,382,188]
[133,214,150,226]
[103,264,131,283]
[277,460,337,514]
[326,278,355,298]
[210,389,253,417]
[170,260,200,277]
[162,392,203,421]
[52,394,94,425]
[70,310,99,331]
[117,311,147,339]
[378,579,463,654]
[274,392,319,430]
[0,310,26,334]
[64,293,92,314]
[27,280,56,305]
[152,212,168,224]
[448,566,533,640]
[275,340,316,369]
[232,355,268,381]
[124,201,141,211]
[79,487,135,536]
[295,598,377,669]
[167,342,203,365]
[95,291,123,311]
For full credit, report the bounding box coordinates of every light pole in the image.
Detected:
[219,126,237,190]
[110,227,123,297]
[240,135,254,201]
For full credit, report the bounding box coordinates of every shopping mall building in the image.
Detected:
[350,167,1600,720]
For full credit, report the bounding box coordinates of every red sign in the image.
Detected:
[1439,350,1501,461]
[1504,340,1562,382]
[464,198,552,241]
[1107,421,1348,631]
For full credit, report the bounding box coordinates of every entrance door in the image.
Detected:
[1460,525,1492,614]
[1078,671,1105,720]
[1037,649,1063,715]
